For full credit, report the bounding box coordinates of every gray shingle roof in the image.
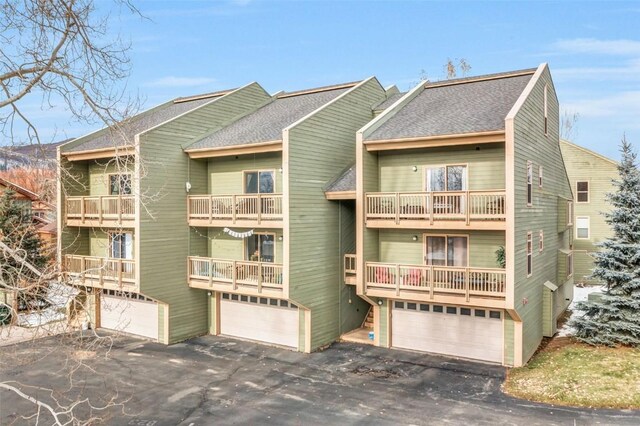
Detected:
[374,92,406,111]
[366,71,534,141]
[325,163,355,193]
[65,90,232,153]
[186,87,351,151]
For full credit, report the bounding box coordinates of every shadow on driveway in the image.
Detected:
[1,333,639,425]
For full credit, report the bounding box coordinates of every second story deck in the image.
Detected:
[188,193,283,227]
[365,190,506,230]
[65,195,135,227]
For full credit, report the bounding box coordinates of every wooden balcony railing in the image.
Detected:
[365,190,505,226]
[365,262,506,300]
[66,195,135,226]
[188,256,283,293]
[64,255,135,287]
[188,194,283,225]
[344,254,357,285]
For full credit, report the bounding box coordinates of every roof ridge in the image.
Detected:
[277,81,361,99]
[174,88,237,104]
[424,68,537,89]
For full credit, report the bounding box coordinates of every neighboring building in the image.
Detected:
[58,64,573,366]
[559,139,617,284]
[342,64,572,367]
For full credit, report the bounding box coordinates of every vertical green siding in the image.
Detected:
[138,83,272,344]
[338,201,369,334]
[378,143,505,192]
[559,140,617,283]
[287,78,387,350]
[207,152,283,194]
[512,68,573,363]
[378,229,505,269]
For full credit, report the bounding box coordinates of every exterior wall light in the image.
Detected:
[412,235,418,241]
[412,166,418,172]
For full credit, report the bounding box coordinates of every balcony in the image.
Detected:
[65,196,135,227]
[364,262,506,308]
[64,255,136,289]
[188,256,284,297]
[365,190,506,230]
[188,194,283,228]
[344,254,356,285]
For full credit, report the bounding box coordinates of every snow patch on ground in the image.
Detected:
[557,285,605,337]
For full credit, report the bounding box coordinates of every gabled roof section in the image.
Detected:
[185,82,360,151]
[374,92,406,112]
[0,177,39,201]
[325,163,356,193]
[365,69,536,142]
[63,88,235,153]
[560,139,618,166]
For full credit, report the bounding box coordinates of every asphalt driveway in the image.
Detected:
[1,333,639,425]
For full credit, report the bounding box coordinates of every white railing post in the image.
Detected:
[465,190,470,225]
[429,265,434,299]
[395,193,400,224]
[465,267,470,302]
[395,264,400,295]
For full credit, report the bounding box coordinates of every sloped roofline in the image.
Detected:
[560,139,618,166]
[0,177,39,201]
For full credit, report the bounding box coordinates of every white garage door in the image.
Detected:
[220,293,298,349]
[100,291,158,340]
[392,301,503,363]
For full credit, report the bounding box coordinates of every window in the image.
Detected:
[567,252,573,278]
[527,161,533,206]
[446,306,457,315]
[475,309,486,317]
[539,230,544,252]
[543,85,548,135]
[433,305,444,313]
[425,165,467,192]
[109,232,133,259]
[425,235,468,267]
[394,301,404,309]
[407,302,417,310]
[244,171,274,194]
[245,233,275,262]
[526,232,533,277]
[538,165,543,188]
[460,308,471,316]
[109,174,132,195]
[576,181,589,203]
[576,216,590,239]
[567,201,574,226]
[420,304,429,311]
[489,311,501,319]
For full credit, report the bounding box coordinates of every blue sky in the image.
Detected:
[13,1,640,160]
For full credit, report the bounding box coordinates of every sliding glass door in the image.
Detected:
[425,235,468,267]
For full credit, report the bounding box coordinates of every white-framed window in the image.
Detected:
[245,232,276,263]
[109,232,133,259]
[527,161,533,206]
[576,181,589,203]
[567,201,574,226]
[538,165,543,188]
[425,165,467,192]
[576,216,590,239]
[109,174,132,195]
[567,252,573,278]
[244,170,275,194]
[527,232,533,277]
[543,85,548,136]
[424,235,468,267]
[539,230,544,252]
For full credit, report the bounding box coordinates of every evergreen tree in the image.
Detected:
[571,137,640,346]
[0,189,48,307]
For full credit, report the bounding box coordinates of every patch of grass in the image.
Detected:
[504,340,640,409]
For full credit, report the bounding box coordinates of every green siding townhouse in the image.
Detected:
[327,64,573,367]
[58,63,574,366]
[559,139,617,284]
